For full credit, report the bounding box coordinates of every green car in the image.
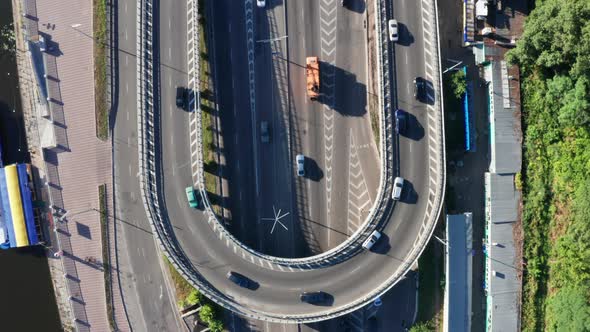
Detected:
[185,186,199,208]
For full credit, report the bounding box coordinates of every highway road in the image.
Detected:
[119,0,444,322]
[140,0,439,320]
[280,0,382,255]
[111,0,185,330]
[210,0,381,259]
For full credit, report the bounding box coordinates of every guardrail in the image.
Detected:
[181,0,395,270]
[135,0,445,323]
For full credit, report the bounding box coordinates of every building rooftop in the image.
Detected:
[485,173,521,332]
[444,213,473,332]
[485,60,522,174]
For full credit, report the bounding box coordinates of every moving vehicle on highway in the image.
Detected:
[257,0,265,8]
[260,121,270,143]
[392,177,405,200]
[296,154,305,177]
[362,230,382,250]
[300,291,328,305]
[388,19,399,42]
[176,86,186,109]
[306,56,320,100]
[227,271,257,290]
[395,109,407,135]
[413,77,426,101]
[185,186,199,208]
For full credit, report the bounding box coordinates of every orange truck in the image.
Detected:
[306,56,320,100]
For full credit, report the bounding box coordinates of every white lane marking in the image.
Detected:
[126,82,129,94]
[124,1,127,13]
[168,47,172,60]
[125,29,128,41]
[125,54,128,66]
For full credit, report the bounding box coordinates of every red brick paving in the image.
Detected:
[34,0,113,330]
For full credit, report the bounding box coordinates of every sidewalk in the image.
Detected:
[14,0,121,330]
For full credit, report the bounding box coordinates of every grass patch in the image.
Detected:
[93,0,109,140]
[163,256,223,331]
[98,184,115,331]
[416,240,444,323]
[368,92,380,153]
[197,0,221,215]
[163,255,199,307]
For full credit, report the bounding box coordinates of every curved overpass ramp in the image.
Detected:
[134,0,445,323]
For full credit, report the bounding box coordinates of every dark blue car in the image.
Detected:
[395,109,407,135]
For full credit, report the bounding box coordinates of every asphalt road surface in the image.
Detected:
[112,0,186,330]
[115,0,439,323]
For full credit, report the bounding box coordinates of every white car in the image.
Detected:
[362,230,382,250]
[388,19,399,42]
[296,154,305,177]
[257,0,265,8]
[392,176,404,200]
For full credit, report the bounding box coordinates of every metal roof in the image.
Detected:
[444,213,473,332]
[485,61,522,174]
[485,173,521,332]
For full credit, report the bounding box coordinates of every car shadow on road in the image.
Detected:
[396,22,415,47]
[399,180,419,204]
[343,0,366,14]
[425,79,436,105]
[316,62,367,117]
[304,157,324,182]
[401,111,425,141]
[371,232,392,255]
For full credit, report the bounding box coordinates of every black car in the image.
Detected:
[227,271,256,290]
[413,77,426,101]
[395,109,407,135]
[176,86,186,108]
[300,291,328,304]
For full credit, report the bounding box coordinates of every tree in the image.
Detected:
[409,320,434,332]
[186,289,203,306]
[208,319,224,332]
[198,304,215,323]
[449,70,467,99]
[506,0,590,78]
[546,285,590,331]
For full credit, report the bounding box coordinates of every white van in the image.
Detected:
[362,230,382,250]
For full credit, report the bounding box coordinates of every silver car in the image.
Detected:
[392,177,404,200]
[296,154,305,177]
[362,230,382,250]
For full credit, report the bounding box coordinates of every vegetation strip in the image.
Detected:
[99,184,115,331]
[93,0,109,140]
[506,0,590,330]
[163,256,224,331]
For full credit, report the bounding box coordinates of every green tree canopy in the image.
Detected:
[198,304,215,323]
[546,285,590,331]
[507,0,590,78]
